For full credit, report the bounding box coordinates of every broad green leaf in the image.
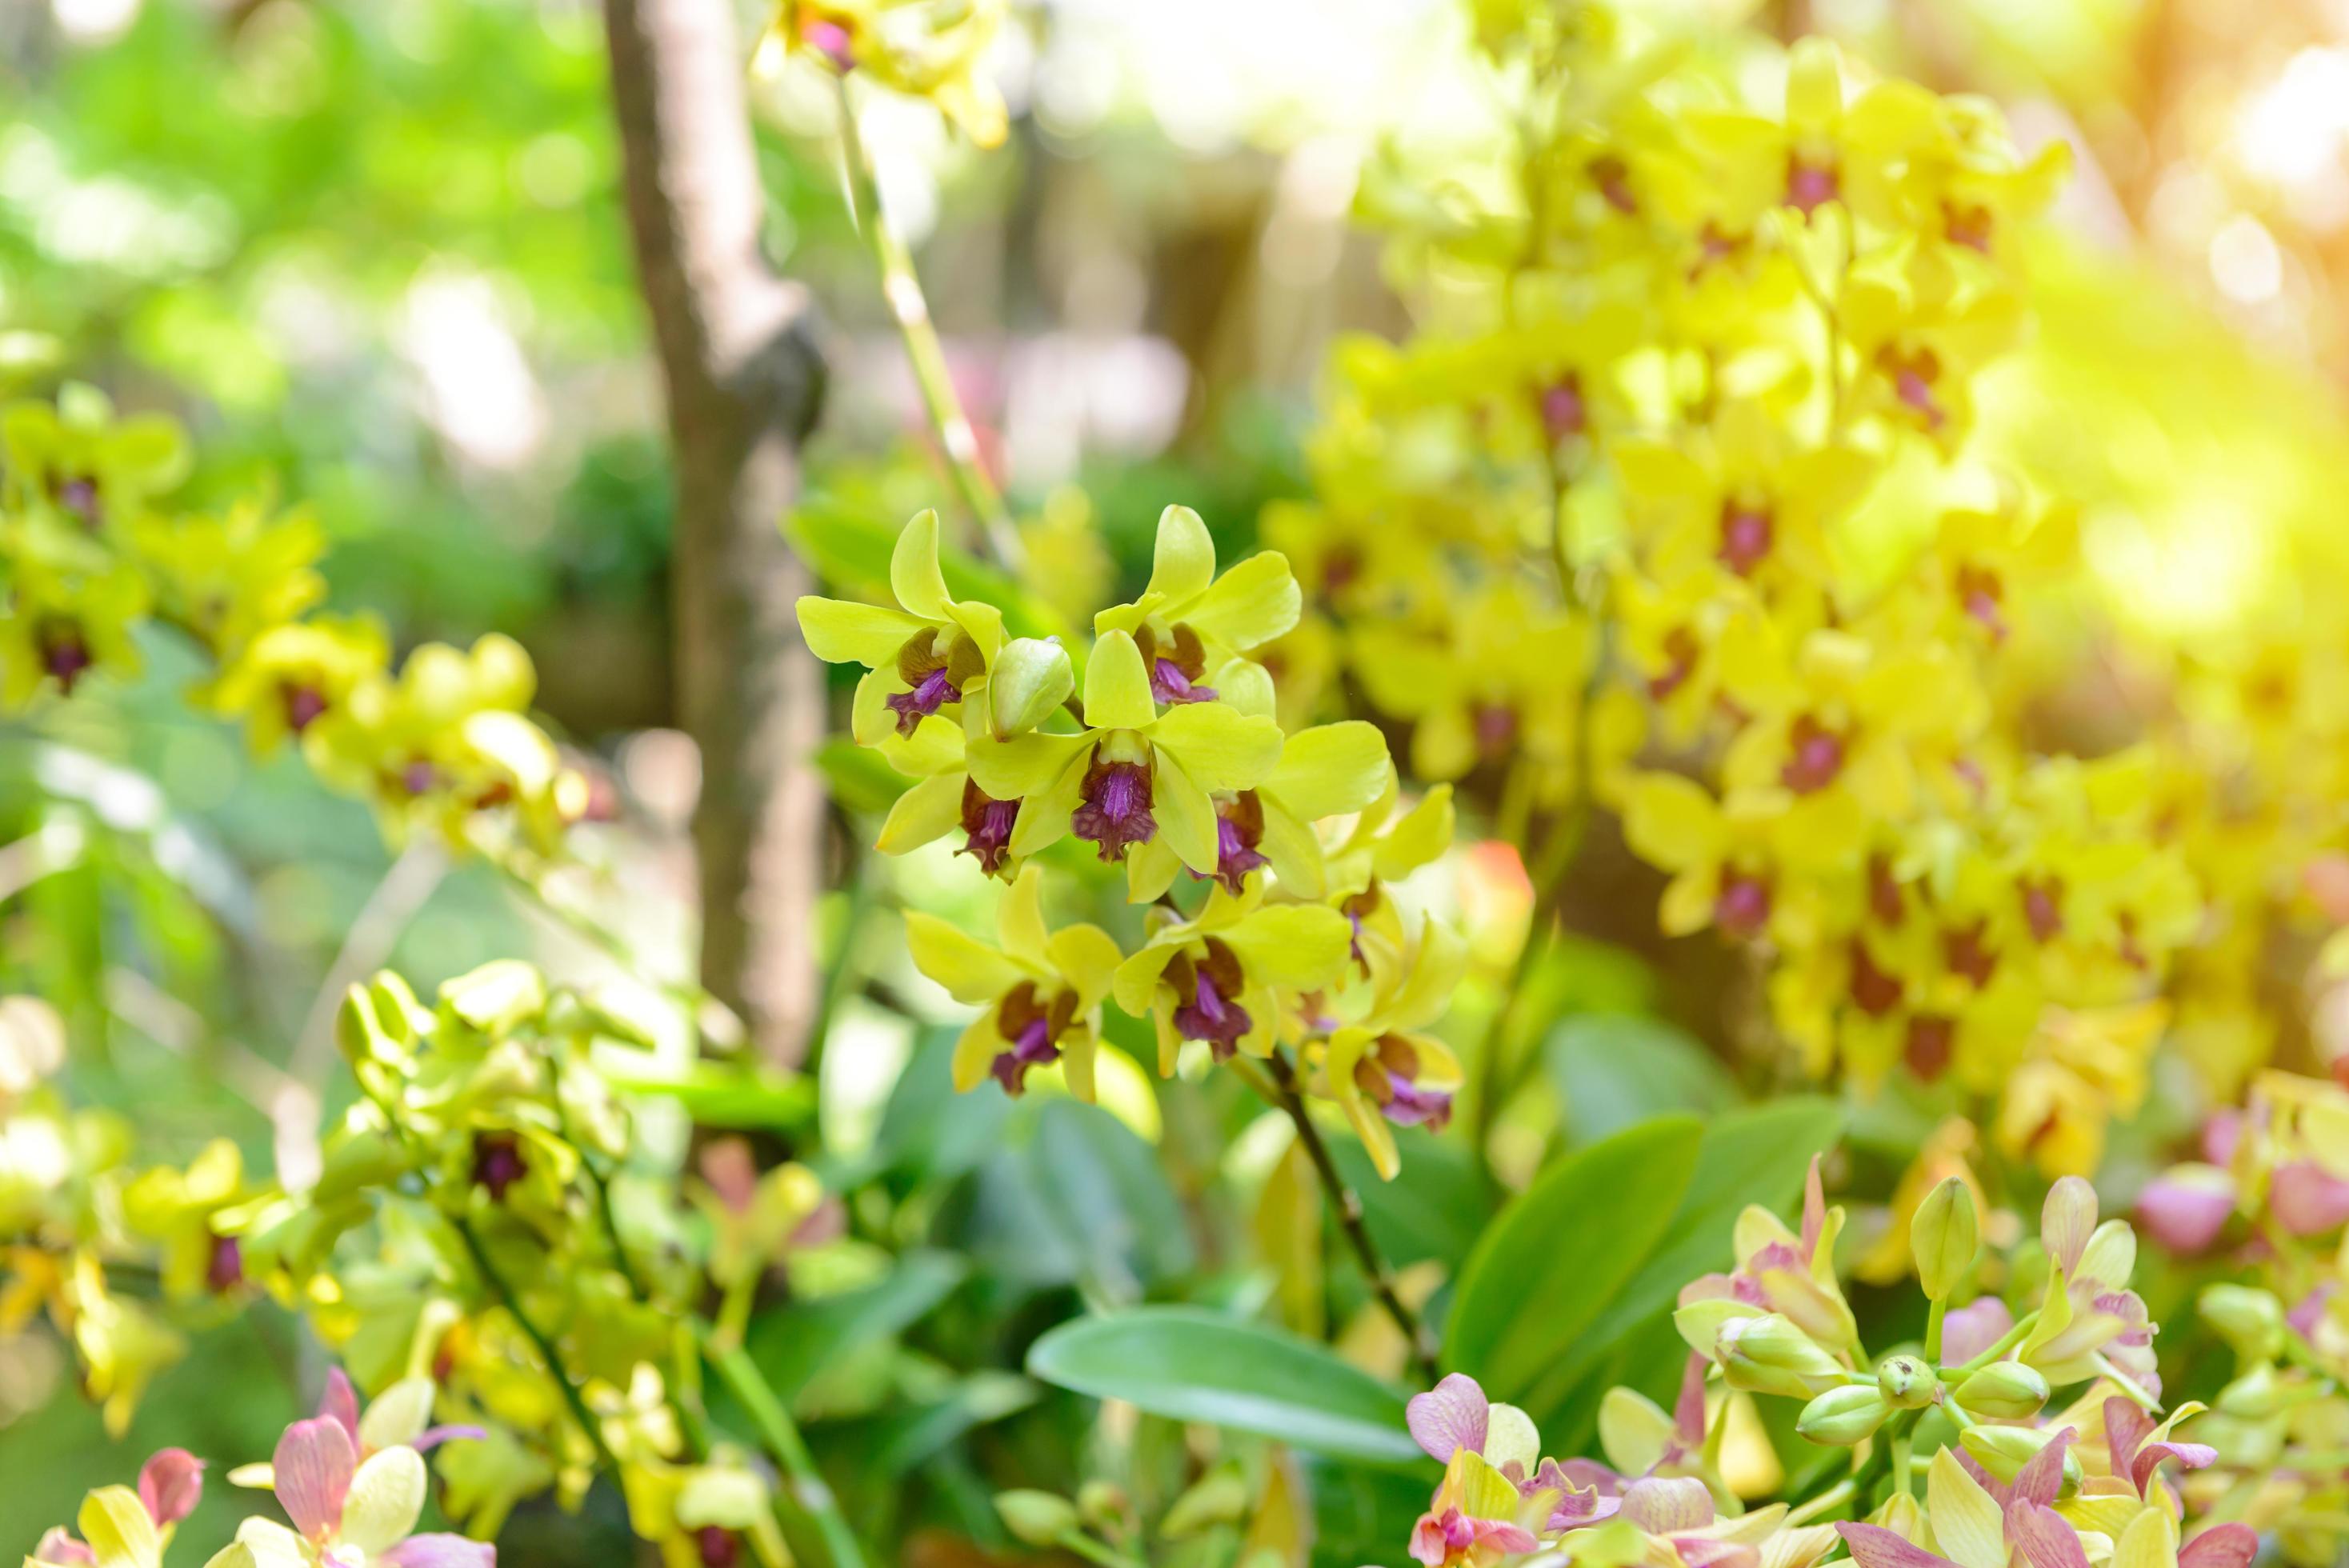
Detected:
[1329,1134,1491,1271]
[1026,1307,1421,1466]
[1545,1014,1736,1145]
[1446,1116,1702,1400]
[1024,1098,1194,1299]
[744,1250,968,1406]
[1519,1097,1846,1426]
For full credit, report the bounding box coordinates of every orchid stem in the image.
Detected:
[1262,1048,1441,1384]
[831,74,1023,573]
[446,1210,625,1477]
[700,1321,871,1568]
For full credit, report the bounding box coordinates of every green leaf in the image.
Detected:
[1545,1014,1736,1146]
[1329,1134,1491,1271]
[1026,1307,1422,1466]
[744,1249,968,1406]
[865,1372,1038,1475]
[1519,1097,1846,1429]
[598,1057,815,1130]
[1444,1116,1701,1399]
[1019,1089,1193,1295]
[1303,1456,1435,1568]
[813,740,912,816]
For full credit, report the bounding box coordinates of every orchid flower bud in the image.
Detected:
[994,1491,1078,1546]
[2199,1284,2284,1363]
[1797,1385,1891,1446]
[1953,1361,2049,1418]
[1911,1178,1979,1302]
[1959,1426,2082,1494]
[1716,1314,1846,1399]
[1875,1354,1939,1410]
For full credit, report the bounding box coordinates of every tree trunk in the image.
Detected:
[603,0,827,1063]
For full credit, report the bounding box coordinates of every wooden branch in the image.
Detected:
[603,0,829,1064]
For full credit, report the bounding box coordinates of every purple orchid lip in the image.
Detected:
[802,16,855,70]
[206,1230,246,1293]
[1192,790,1267,894]
[401,758,440,796]
[886,665,960,734]
[1787,158,1839,216]
[1542,376,1589,439]
[1150,658,1216,705]
[1472,703,1517,758]
[958,778,1019,876]
[1881,346,1948,430]
[990,982,1078,1096]
[1591,155,1638,215]
[888,629,984,736]
[1715,872,1771,938]
[1356,1034,1455,1130]
[1138,622,1217,706]
[54,474,102,526]
[1780,715,1846,794]
[1719,502,1774,576]
[696,1526,742,1568]
[41,622,94,690]
[471,1132,526,1201]
[1170,941,1252,1059]
[1073,751,1156,862]
[2020,878,2063,942]
[284,683,330,733]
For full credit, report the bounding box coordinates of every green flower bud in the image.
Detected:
[1076,1481,1130,1534]
[1674,1299,1759,1359]
[2216,1362,2283,1420]
[995,1490,1079,1546]
[1159,1469,1248,1540]
[2200,1285,2284,1363]
[2191,1412,2281,1470]
[1876,1354,1939,1410]
[1960,1426,2083,1494]
[987,636,1075,738]
[1911,1177,1979,1302]
[1798,1384,1892,1446]
[1718,1313,1846,1398]
[1954,1361,2050,1419]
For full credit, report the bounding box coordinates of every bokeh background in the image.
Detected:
[6,0,2349,1556]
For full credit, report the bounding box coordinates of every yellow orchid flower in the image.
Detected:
[964,627,1284,878]
[1093,504,1302,698]
[1323,918,1467,1180]
[1112,883,1352,1073]
[798,509,1073,757]
[906,863,1123,1099]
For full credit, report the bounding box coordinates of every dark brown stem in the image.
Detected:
[1263,1049,1441,1384]
[603,0,829,1064]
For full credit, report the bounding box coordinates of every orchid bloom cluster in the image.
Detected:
[2,963,822,1567]
[0,387,594,856]
[28,1370,491,1568]
[798,505,1464,1178]
[2132,1069,2349,1562]
[1400,1164,2258,1568]
[1255,0,2247,1179]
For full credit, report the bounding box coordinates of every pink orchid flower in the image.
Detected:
[34,1450,206,1568]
